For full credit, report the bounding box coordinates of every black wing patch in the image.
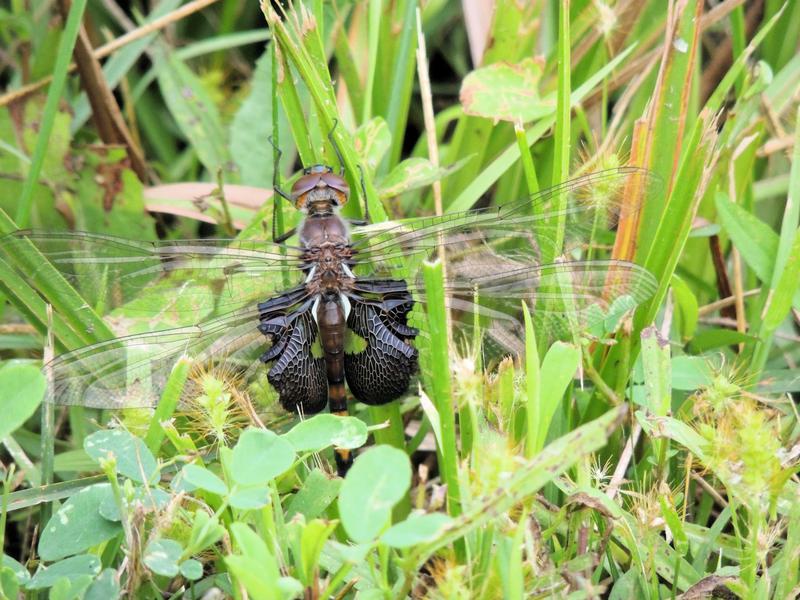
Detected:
[259,290,327,414]
[344,280,419,405]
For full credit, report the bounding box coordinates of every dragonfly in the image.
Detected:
[1,160,658,471]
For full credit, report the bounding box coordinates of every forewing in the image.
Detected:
[349,167,658,276]
[0,231,305,322]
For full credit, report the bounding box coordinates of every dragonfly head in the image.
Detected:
[291,164,350,212]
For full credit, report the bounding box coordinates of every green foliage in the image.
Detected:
[338,445,412,543]
[38,484,122,562]
[0,363,45,438]
[1,1,799,598]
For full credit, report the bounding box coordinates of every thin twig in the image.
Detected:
[697,288,761,316]
[607,420,640,500]
[691,471,728,508]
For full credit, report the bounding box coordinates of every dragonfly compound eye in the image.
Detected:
[291,169,350,208]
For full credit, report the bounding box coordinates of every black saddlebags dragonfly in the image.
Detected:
[1,166,658,436]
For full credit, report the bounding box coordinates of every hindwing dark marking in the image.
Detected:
[344,282,418,405]
[259,294,327,414]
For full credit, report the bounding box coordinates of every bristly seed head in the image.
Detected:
[179,361,251,448]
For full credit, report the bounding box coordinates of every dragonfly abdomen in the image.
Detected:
[316,293,348,413]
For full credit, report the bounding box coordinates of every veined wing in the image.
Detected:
[353,257,657,359]
[43,281,326,409]
[0,231,305,322]
[44,306,264,407]
[349,167,658,273]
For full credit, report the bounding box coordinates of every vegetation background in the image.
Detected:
[1,0,799,598]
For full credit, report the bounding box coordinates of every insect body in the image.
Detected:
[258,165,418,471]
[0,162,659,476]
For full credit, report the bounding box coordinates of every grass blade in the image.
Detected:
[15,0,88,227]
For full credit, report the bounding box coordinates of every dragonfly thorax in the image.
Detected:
[301,213,355,297]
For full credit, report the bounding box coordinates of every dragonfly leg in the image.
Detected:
[357,164,371,224]
[268,135,295,242]
[272,226,297,244]
[327,118,345,176]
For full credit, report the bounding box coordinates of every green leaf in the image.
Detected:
[755,369,800,393]
[640,326,671,416]
[15,0,87,227]
[27,555,101,590]
[285,469,341,520]
[181,464,228,496]
[229,487,270,510]
[1,554,29,585]
[231,428,296,485]
[460,58,555,123]
[70,0,183,131]
[187,510,225,553]
[84,568,121,600]
[421,260,461,521]
[715,192,799,309]
[687,329,756,353]
[671,275,699,341]
[143,539,182,578]
[227,523,282,599]
[277,576,304,599]
[381,512,453,549]
[179,559,203,581]
[763,229,800,331]
[609,569,640,599]
[283,414,368,452]
[0,363,45,438]
[635,411,708,460]
[38,484,122,561]
[298,519,337,585]
[522,301,540,460]
[156,54,230,175]
[376,157,467,199]
[49,574,92,600]
[670,356,713,391]
[73,151,154,241]
[535,342,580,453]
[419,406,628,557]
[659,497,689,556]
[715,192,777,283]
[83,429,158,485]
[338,445,412,543]
[230,49,292,187]
[145,356,191,454]
[354,117,391,171]
[0,567,20,599]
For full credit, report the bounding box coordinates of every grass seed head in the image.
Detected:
[695,395,786,510]
[179,360,250,447]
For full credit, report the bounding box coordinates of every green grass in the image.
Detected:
[1,1,800,598]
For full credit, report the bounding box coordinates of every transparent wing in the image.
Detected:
[349,167,658,275]
[348,168,659,359]
[44,306,266,407]
[353,259,657,360]
[0,231,305,321]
